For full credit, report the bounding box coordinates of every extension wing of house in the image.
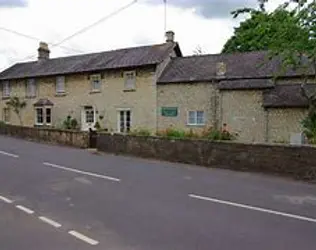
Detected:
[1,31,315,144]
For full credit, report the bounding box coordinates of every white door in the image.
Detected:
[81,106,96,131]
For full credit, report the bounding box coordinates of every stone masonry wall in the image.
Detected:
[267,108,307,143]
[97,133,316,181]
[0,66,157,132]
[157,82,220,133]
[0,124,89,148]
[220,90,266,143]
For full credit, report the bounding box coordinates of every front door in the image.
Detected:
[81,106,96,131]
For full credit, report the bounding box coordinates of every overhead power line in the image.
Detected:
[53,0,138,48]
[17,0,138,62]
[0,26,84,53]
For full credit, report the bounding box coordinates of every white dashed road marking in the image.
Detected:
[0,195,13,203]
[43,162,121,182]
[16,205,34,215]
[0,150,19,158]
[39,216,62,228]
[68,230,99,246]
[189,194,316,224]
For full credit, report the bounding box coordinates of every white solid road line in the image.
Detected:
[189,194,316,224]
[68,230,99,246]
[0,150,19,158]
[39,216,62,228]
[0,195,13,203]
[43,162,121,182]
[16,205,34,215]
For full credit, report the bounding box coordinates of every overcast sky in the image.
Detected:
[0,0,282,71]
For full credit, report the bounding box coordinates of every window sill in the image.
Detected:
[90,90,101,94]
[55,92,67,97]
[123,89,136,92]
[26,96,36,99]
[187,124,206,127]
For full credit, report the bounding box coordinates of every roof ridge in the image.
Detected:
[16,42,170,65]
[173,50,269,60]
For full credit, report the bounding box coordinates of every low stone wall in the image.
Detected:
[0,124,89,148]
[97,133,316,181]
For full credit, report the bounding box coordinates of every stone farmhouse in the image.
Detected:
[0,31,315,143]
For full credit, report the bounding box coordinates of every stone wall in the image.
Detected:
[220,90,266,143]
[157,82,219,133]
[0,124,89,148]
[97,133,316,181]
[267,108,307,143]
[0,66,158,132]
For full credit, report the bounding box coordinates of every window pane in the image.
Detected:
[3,108,10,122]
[46,108,51,124]
[188,111,196,124]
[124,72,135,89]
[36,108,43,124]
[3,81,10,97]
[56,76,65,93]
[27,79,36,97]
[91,75,101,90]
[196,111,204,124]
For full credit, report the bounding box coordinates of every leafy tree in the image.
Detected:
[6,96,27,126]
[222,8,308,53]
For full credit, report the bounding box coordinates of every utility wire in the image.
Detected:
[52,0,138,48]
[0,26,84,53]
[17,0,138,62]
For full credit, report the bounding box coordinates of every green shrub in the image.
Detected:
[0,121,6,127]
[164,128,186,138]
[63,116,78,130]
[94,121,101,130]
[302,112,316,144]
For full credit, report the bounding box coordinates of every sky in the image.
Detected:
[0,0,283,71]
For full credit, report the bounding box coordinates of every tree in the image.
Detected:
[222,8,308,53]
[6,97,27,126]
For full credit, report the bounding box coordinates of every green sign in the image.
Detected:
[161,107,178,117]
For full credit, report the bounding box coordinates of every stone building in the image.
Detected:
[0,31,315,143]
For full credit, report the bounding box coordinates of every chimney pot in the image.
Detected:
[165,31,175,43]
[38,42,50,61]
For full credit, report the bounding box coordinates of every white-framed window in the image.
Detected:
[35,107,52,126]
[2,81,10,98]
[56,76,65,94]
[2,108,10,123]
[26,79,36,98]
[124,71,136,90]
[117,109,131,133]
[85,108,95,123]
[90,74,101,91]
[188,111,205,126]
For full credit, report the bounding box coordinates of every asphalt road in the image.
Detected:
[1,135,316,250]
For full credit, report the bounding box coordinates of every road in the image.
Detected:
[0,135,316,250]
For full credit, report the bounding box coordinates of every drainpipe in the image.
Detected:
[265,108,269,143]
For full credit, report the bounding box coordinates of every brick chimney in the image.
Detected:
[38,42,50,61]
[165,31,175,43]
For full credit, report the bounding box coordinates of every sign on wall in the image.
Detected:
[161,107,178,117]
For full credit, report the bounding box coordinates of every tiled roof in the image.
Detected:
[263,84,316,108]
[158,51,314,83]
[0,42,180,80]
[218,79,274,90]
[33,98,54,107]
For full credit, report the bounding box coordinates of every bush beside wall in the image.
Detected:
[0,124,89,148]
[97,133,316,181]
